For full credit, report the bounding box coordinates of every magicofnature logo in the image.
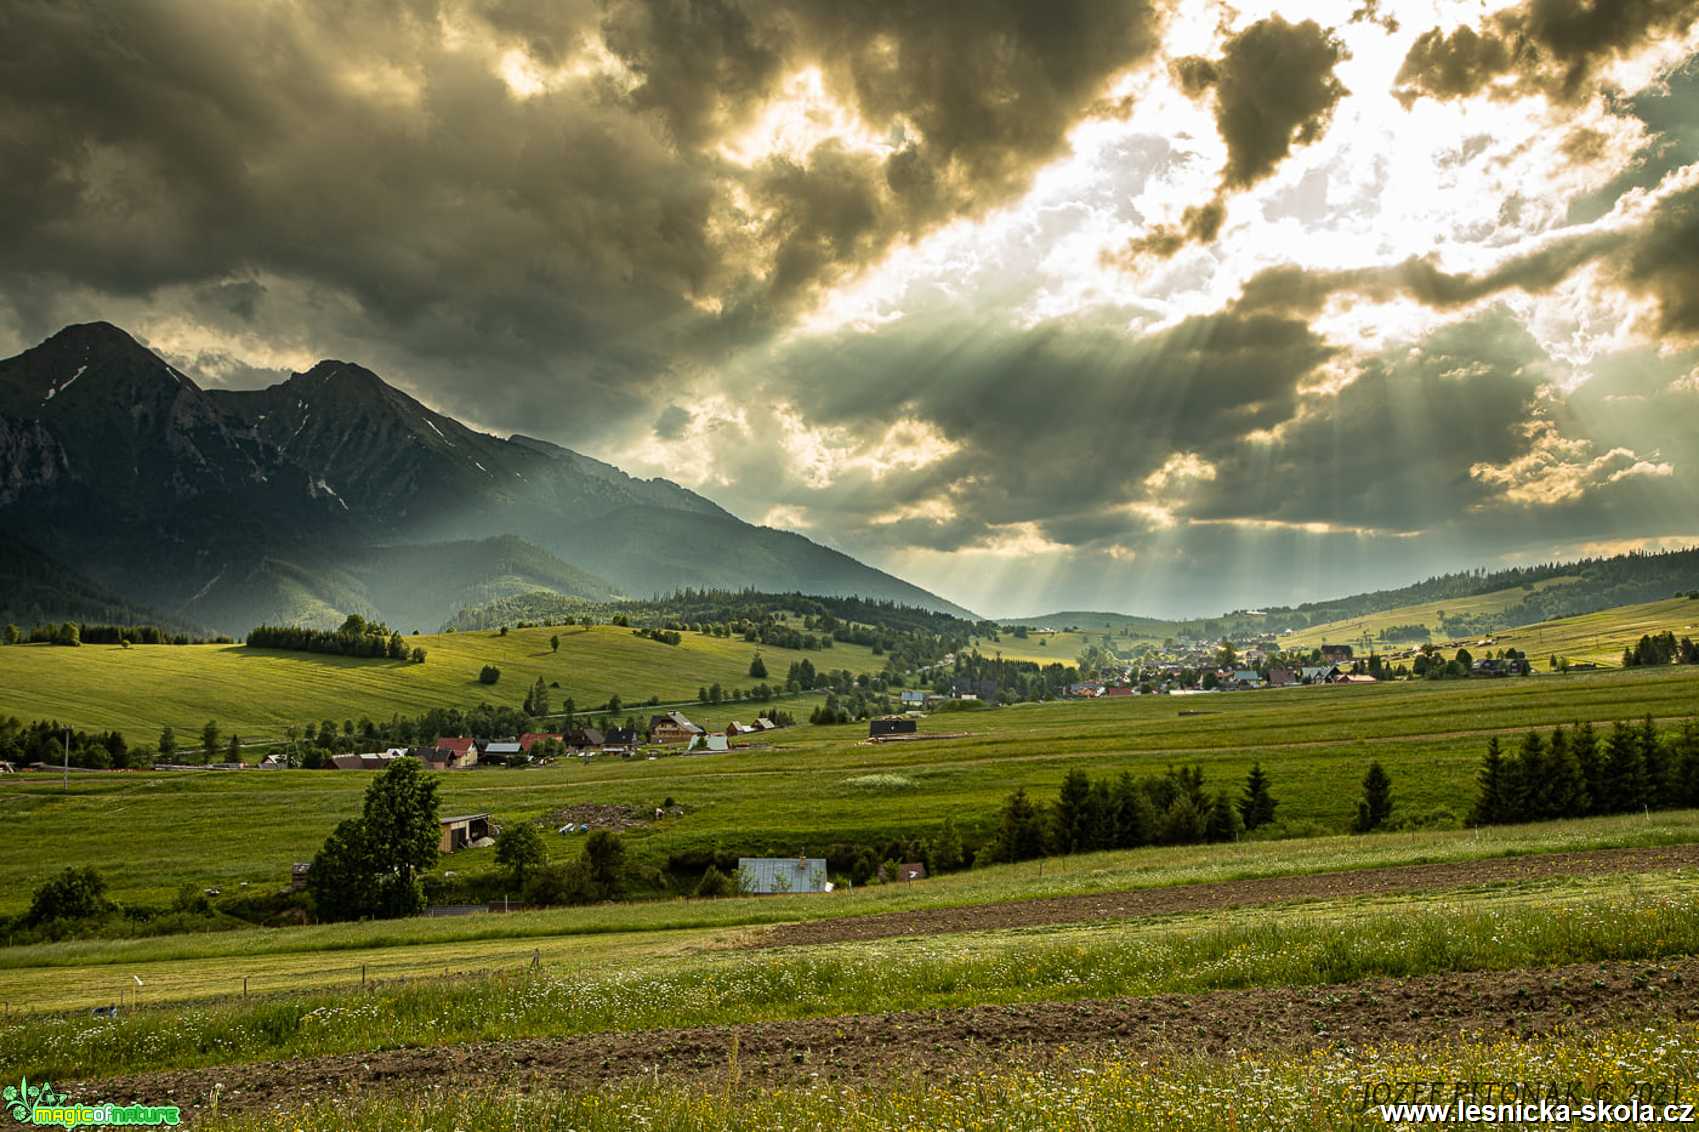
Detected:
[4,1077,179,1128]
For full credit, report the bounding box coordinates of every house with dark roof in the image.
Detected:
[648,712,703,745]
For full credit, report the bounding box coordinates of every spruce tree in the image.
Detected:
[1112,771,1154,848]
[1672,721,1699,808]
[1238,763,1277,830]
[1572,721,1603,814]
[1353,762,1393,832]
[1470,735,1508,826]
[1546,726,1587,818]
[1601,722,1647,814]
[931,815,964,872]
[1054,769,1092,853]
[1639,714,1669,809]
[1204,790,1244,842]
[1509,730,1547,819]
[992,788,1046,862]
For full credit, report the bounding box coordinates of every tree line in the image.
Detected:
[3,622,224,646]
[247,614,425,662]
[1470,717,1699,825]
[1622,631,1699,668]
[979,764,1281,864]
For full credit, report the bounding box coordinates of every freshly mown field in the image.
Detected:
[1281,588,1699,661]
[7,833,1698,1129]
[1276,576,1586,649]
[1,664,1695,912]
[0,623,871,742]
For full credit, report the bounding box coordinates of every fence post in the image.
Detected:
[243,976,248,999]
[362,963,367,988]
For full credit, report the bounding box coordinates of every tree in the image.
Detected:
[1639,714,1670,809]
[158,724,177,758]
[550,634,561,653]
[524,677,550,718]
[58,621,81,647]
[1470,736,1509,825]
[411,646,427,664]
[1054,769,1092,853]
[226,734,243,764]
[931,815,964,873]
[2,624,19,645]
[1113,772,1155,848]
[307,819,380,922]
[748,653,768,679]
[583,830,626,899]
[1204,790,1244,842]
[694,865,733,898]
[1573,722,1604,814]
[27,866,111,926]
[356,757,442,917]
[1238,763,1277,830]
[496,823,548,888]
[989,787,1046,863]
[479,664,501,685]
[1546,726,1588,818]
[1155,795,1205,845]
[1601,721,1647,814]
[201,720,221,765]
[1353,762,1393,832]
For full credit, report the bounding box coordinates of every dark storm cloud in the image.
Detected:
[1118,16,1347,262]
[652,404,692,440]
[1233,228,1624,317]
[0,0,1165,440]
[1610,177,1699,339]
[1394,0,1699,107]
[739,303,1336,553]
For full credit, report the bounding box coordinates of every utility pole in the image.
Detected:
[63,725,69,793]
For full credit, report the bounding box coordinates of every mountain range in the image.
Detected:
[0,322,975,632]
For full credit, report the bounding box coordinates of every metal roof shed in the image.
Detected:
[737,856,829,894]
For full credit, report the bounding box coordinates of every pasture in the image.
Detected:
[0,664,1694,912]
[0,623,871,743]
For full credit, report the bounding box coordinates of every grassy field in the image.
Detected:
[5,858,1694,1074]
[0,664,1695,912]
[1281,587,1699,663]
[1278,576,1585,649]
[224,1023,1699,1131]
[1494,595,1699,666]
[0,623,873,742]
[5,809,1698,1011]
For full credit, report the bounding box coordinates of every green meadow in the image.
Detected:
[0,623,872,742]
[0,664,1694,912]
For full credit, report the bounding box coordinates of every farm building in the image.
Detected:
[602,726,638,749]
[869,716,918,738]
[738,856,829,894]
[427,737,478,769]
[290,862,311,890]
[899,690,928,708]
[329,752,401,770]
[481,740,523,764]
[439,813,493,853]
[1267,667,1296,687]
[688,733,730,753]
[566,727,606,749]
[648,711,704,745]
[518,732,563,754]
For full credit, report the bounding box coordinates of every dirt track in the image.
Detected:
[77,955,1699,1120]
[754,843,1699,948]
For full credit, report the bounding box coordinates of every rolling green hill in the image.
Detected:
[0,664,1694,912]
[0,623,877,741]
[1279,576,1588,649]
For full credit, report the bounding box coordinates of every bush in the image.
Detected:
[524,860,596,906]
[479,665,501,685]
[27,867,111,926]
[694,865,734,898]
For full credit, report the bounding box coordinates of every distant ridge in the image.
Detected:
[0,322,974,632]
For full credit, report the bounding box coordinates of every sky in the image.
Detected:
[2,0,1698,618]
